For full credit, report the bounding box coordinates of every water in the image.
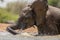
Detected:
[0,31,60,40]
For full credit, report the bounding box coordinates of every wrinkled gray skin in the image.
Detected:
[7,0,60,36]
[7,0,48,35]
[30,0,59,35]
[7,6,36,35]
[38,5,60,35]
[46,6,60,34]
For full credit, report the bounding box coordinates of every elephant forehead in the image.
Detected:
[23,7,31,11]
[31,0,47,7]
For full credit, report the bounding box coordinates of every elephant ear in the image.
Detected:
[43,0,48,11]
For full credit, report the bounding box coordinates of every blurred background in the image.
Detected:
[0,0,60,23]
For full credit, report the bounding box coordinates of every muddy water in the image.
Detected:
[0,31,60,40]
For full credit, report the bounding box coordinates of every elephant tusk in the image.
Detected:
[6,27,19,35]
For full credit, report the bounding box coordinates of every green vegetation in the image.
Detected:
[48,0,60,7]
[0,1,27,23]
[0,8,19,23]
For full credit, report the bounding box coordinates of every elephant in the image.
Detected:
[37,5,60,35]
[6,0,48,35]
[30,0,59,35]
[6,0,60,36]
[7,6,36,35]
[46,5,60,34]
